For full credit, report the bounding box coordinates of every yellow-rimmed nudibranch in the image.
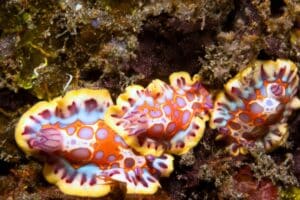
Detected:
[105,72,212,157]
[210,59,300,156]
[15,89,174,197]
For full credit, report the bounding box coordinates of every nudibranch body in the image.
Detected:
[105,72,212,156]
[210,59,300,156]
[15,89,173,197]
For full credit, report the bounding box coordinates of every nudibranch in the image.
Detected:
[210,59,300,156]
[105,72,212,156]
[15,89,174,197]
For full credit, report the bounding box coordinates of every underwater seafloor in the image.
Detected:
[1,0,300,199]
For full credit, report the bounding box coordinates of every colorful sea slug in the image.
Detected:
[105,72,212,156]
[15,89,174,197]
[210,59,300,156]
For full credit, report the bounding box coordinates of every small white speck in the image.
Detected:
[63,73,73,92]
[75,4,82,11]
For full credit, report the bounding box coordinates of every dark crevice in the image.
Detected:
[0,160,12,175]
[80,68,102,82]
[222,9,236,32]
[257,50,272,60]
[270,0,286,18]
[0,89,38,112]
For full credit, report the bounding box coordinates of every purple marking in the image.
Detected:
[277,67,286,80]
[30,128,63,152]
[229,121,241,130]
[143,108,149,113]
[254,117,264,125]
[158,162,168,169]
[186,92,194,101]
[71,139,76,145]
[108,169,121,177]
[147,177,156,183]
[163,105,171,115]
[137,119,147,124]
[213,118,224,124]
[146,142,151,148]
[192,102,202,110]
[250,102,264,114]
[22,126,36,135]
[38,110,51,119]
[107,155,116,162]
[270,84,283,96]
[176,140,185,148]
[140,178,149,188]
[96,128,108,140]
[247,92,257,100]
[205,100,213,110]
[149,110,162,118]
[131,128,146,136]
[89,175,97,186]
[189,132,196,137]
[71,148,91,160]
[94,151,104,160]
[67,126,75,135]
[176,96,186,107]
[67,102,78,115]
[81,174,87,185]
[239,113,250,123]
[231,143,239,154]
[78,127,93,139]
[174,110,180,118]
[146,155,155,161]
[53,163,63,174]
[231,87,242,97]
[219,127,230,134]
[193,124,200,130]
[182,110,191,125]
[55,107,64,118]
[61,169,68,179]
[85,99,98,112]
[122,106,128,111]
[151,124,164,134]
[128,98,135,106]
[30,116,41,124]
[114,135,127,146]
[124,172,132,184]
[166,122,176,133]
[111,163,120,168]
[260,65,268,80]
[66,170,77,183]
[124,157,135,168]
[265,99,274,106]
[286,70,294,83]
